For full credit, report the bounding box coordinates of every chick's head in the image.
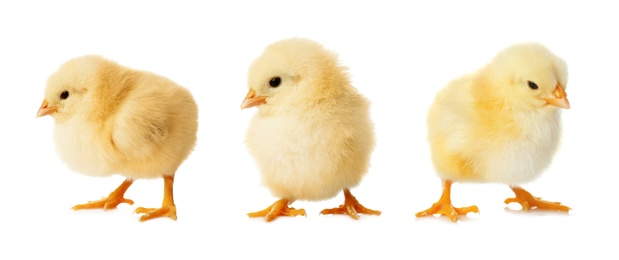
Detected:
[241,38,345,114]
[483,43,570,111]
[37,55,123,123]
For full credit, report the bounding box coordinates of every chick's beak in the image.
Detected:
[37,99,58,117]
[241,88,268,109]
[544,84,570,109]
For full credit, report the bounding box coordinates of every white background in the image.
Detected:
[1,0,616,259]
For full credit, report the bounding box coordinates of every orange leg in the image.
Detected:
[505,186,570,212]
[134,175,177,221]
[72,179,134,210]
[320,189,381,220]
[415,180,479,222]
[248,198,306,222]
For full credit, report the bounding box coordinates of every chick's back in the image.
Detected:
[110,71,198,178]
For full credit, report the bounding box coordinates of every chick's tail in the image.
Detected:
[320,189,381,220]
[415,180,479,222]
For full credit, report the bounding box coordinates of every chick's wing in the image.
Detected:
[109,87,174,160]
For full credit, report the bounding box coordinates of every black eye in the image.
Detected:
[59,90,70,100]
[269,77,281,88]
[527,81,539,90]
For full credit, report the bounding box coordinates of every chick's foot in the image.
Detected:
[415,180,478,222]
[72,179,134,210]
[135,205,177,221]
[134,175,177,221]
[320,189,381,220]
[505,186,570,212]
[415,200,478,222]
[248,198,306,222]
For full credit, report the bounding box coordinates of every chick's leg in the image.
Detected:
[505,186,570,212]
[72,179,135,210]
[134,175,177,221]
[248,198,306,222]
[415,180,479,222]
[320,189,381,220]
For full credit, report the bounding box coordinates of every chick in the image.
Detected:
[416,43,571,222]
[241,38,380,221]
[37,55,198,221]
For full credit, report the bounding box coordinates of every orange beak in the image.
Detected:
[544,84,570,109]
[37,99,58,117]
[241,88,268,109]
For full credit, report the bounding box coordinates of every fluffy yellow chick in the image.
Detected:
[416,43,571,222]
[37,55,198,222]
[241,38,380,221]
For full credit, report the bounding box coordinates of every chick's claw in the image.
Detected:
[248,198,306,222]
[320,189,381,220]
[505,187,571,212]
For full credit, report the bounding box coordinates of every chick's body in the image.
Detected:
[246,84,373,201]
[243,38,380,221]
[428,73,561,184]
[52,68,197,179]
[417,43,571,222]
[39,55,197,221]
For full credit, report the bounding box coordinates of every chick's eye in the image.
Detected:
[269,77,281,88]
[527,81,539,90]
[59,90,70,100]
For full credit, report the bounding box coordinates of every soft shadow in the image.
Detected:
[413,213,480,224]
[503,207,572,217]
